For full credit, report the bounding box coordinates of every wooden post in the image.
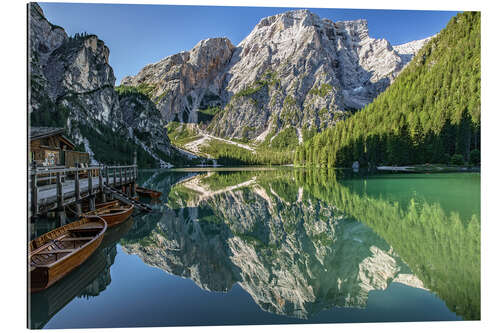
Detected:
[113,166,116,186]
[88,168,93,195]
[98,165,103,191]
[56,210,66,226]
[131,177,136,198]
[106,166,109,186]
[31,163,38,217]
[89,196,96,211]
[29,221,36,240]
[75,167,81,216]
[120,167,123,185]
[88,167,95,211]
[56,172,63,209]
[99,165,105,202]
[133,151,138,181]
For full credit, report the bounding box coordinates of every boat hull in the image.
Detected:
[29,217,107,293]
[98,205,134,227]
[85,203,134,228]
[136,187,162,199]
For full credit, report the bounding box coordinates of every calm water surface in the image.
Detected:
[29,168,480,328]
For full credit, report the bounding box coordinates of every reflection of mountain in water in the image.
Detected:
[136,170,199,202]
[29,217,134,329]
[122,207,237,292]
[122,171,429,319]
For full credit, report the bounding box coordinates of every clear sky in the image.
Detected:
[38,2,458,84]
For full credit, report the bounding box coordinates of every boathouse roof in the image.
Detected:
[30,127,75,149]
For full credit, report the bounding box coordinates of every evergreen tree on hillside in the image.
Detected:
[295,12,480,167]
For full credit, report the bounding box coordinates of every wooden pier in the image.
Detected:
[29,152,149,220]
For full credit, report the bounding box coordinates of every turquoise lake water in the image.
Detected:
[29,168,480,328]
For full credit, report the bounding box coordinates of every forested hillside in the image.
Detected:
[295,12,480,168]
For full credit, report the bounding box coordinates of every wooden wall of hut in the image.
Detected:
[64,150,90,167]
[30,138,61,166]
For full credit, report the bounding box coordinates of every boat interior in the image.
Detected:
[89,204,132,216]
[30,223,103,268]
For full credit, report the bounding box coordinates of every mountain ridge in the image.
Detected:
[121,9,432,149]
[295,11,480,167]
[28,2,182,167]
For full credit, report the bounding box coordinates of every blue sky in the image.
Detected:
[39,2,458,84]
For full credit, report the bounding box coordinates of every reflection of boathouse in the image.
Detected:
[30,127,89,167]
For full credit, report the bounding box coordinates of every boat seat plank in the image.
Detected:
[60,237,94,241]
[69,222,105,231]
[35,249,73,255]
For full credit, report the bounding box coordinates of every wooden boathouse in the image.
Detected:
[30,127,90,167]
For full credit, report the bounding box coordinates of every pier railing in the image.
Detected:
[29,164,138,217]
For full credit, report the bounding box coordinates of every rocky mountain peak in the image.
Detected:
[120,9,433,143]
[29,2,177,167]
[121,37,235,123]
[393,35,435,65]
[250,9,320,34]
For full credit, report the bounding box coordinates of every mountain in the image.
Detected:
[28,2,183,167]
[121,9,431,152]
[295,11,480,167]
[393,35,434,64]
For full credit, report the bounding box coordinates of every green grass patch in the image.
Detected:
[200,171,255,191]
[166,122,201,147]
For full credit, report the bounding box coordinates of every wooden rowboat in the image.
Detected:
[95,200,120,210]
[136,186,162,199]
[29,216,107,293]
[84,202,134,228]
[30,217,133,329]
[80,199,120,213]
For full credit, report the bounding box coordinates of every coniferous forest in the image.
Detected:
[294,12,480,168]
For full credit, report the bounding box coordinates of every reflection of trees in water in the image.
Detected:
[294,168,480,320]
[123,170,449,319]
[29,218,134,329]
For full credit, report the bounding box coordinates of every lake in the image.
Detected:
[28,168,480,328]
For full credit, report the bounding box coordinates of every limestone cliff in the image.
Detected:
[121,38,235,123]
[28,2,176,167]
[122,9,432,144]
